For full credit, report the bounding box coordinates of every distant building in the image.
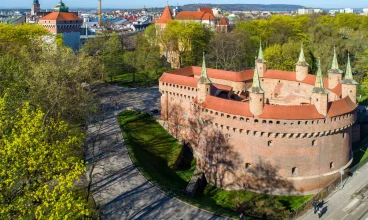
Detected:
[340,8,354,14]
[216,16,229,33]
[39,0,82,50]
[31,0,41,15]
[174,8,216,30]
[329,10,339,15]
[364,8,368,15]
[212,8,222,18]
[298,8,314,15]
[0,16,26,25]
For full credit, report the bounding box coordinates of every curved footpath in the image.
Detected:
[86,85,227,220]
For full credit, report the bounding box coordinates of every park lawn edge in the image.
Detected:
[118,110,313,219]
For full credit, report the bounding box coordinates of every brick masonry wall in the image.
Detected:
[159,80,356,194]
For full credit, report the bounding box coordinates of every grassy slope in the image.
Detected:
[109,67,171,88]
[118,110,312,218]
[352,134,368,167]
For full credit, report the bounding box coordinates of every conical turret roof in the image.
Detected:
[198,53,211,85]
[156,5,173,24]
[342,54,358,85]
[296,43,308,66]
[313,58,329,94]
[256,40,266,63]
[328,47,343,74]
[248,61,264,94]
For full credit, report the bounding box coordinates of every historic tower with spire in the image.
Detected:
[342,54,359,103]
[248,62,265,116]
[256,41,267,77]
[312,59,329,116]
[197,53,212,103]
[328,47,343,89]
[296,43,309,81]
[31,0,41,15]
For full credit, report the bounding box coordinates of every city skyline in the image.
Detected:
[1,0,367,9]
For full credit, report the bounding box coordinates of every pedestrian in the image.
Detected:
[313,200,317,214]
[115,102,118,110]
[318,199,322,208]
[109,95,112,101]
[317,207,321,218]
[239,213,244,220]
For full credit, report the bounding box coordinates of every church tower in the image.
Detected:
[256,40,267,77]
[248,62,265,116]
[296,43,309,81]
[31,0,41,15]
[197,53,212,104]
[341,54,358,103]
[312,59,329,116]
[328,47,343,89]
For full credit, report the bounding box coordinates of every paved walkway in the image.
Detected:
[300,162,368,220]
[86,85,226,220]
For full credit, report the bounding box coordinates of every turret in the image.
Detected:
[341,54,358,103]
[256,40,267,77]
[197,53,211,104]
[328,47,343,89]
[312,59,329,116]
[296,43,309,81]
[248,62,265,116]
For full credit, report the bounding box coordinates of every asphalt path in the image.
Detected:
[85,85,227,220]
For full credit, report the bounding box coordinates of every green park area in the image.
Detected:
[118,110,312,219]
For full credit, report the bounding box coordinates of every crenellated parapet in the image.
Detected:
[158,43,359,194]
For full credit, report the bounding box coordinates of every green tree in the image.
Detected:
[159,21,211,66]
[102,33,124,82]
[0,96,89,219]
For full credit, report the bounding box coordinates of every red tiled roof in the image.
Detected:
[159,72,198,87]
[218,16,229,25]
[260,104,324,120]
[202,12,216,21]
[165,66,253,82]
[39,12,82,21]
[156,5,173,24]
[191,67,254,82]
[200,96,253,117]
[213,83,232,91]
[199,8,214,16]
[264,69,342,96]
[327,96,357,117]
[175,11,216,21]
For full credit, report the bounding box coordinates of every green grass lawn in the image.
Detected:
[108,67,171,88]
[118,110,312,218]
[352,134,368,167]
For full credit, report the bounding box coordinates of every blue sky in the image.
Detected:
[2,0,367,9]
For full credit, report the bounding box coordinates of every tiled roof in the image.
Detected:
[156,5,173,24]
[165,66,253,82]
[213,83,232,91]
[159,72,198,87]
[202,13,216,21]
[260,104,324,120]
[200,96,253,117]
[175,11,216,21]
[199,8,214,16]
[264,69,342,96]
[327,96,357,117]
[191,67,254,82]
[39,12,82,21]
[218,16,229,25]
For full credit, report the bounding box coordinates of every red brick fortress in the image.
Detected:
[159,45,359,194]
